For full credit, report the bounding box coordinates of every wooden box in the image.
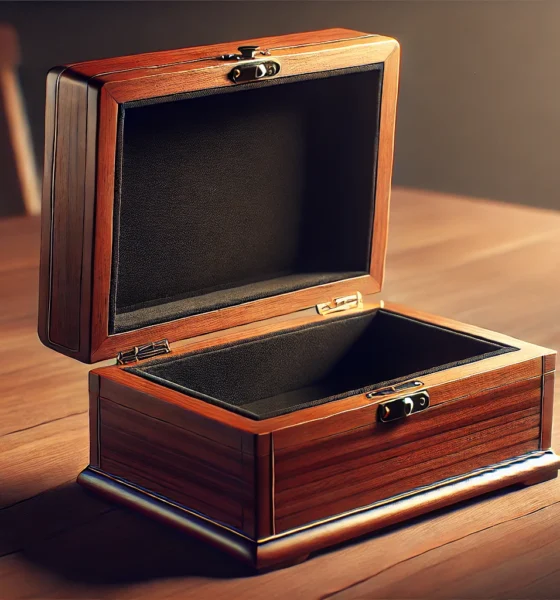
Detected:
[38,28,559,571]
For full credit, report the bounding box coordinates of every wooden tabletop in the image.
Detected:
[2,187,560,599]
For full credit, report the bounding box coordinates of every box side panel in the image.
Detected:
[89,372,100,468]
[541,370,555,450]
[38,68,98,362]
[273,376,542,533]
[95,376,267,538]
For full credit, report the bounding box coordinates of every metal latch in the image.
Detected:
[117,339,171,365]
[377,391,430,423]
[221,45,280,83]
[229,61,280,83]
[316,292,363,316]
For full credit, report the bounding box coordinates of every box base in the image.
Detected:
[78,450,559,571]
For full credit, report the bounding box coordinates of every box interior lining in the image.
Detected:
[110,64,383,334]
[127,309,517,420]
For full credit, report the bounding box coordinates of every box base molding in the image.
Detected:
[78,450,560,571]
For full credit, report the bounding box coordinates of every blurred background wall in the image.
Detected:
[1,0,559,211]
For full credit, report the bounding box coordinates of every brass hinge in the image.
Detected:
[116,339,171,365]
[316,292,363,316]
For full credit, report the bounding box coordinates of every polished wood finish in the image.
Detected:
[274,377,541,532]
[88,300,554,556]
[38,28,398,363]
[37,68,99,358]
[66,28,371,77]
[91,370,275,538]
[98,398,255,535]
[544,352,556,373]
[4,189,560,594]
[78,450,560,571]
[542,371,555,449]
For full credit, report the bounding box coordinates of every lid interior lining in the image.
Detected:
[110,64,384,334]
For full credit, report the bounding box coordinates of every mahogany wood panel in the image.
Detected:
[50,76,88,346]
[37,69,99,361]
[542,371,555,449]
[98,397,257,536]
[274,377,542,532]
[88,372,100,468]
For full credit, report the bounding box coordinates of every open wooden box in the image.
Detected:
[38,28,559,571]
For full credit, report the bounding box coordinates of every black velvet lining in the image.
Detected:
[127,309,517,420]
[110,64,383,334]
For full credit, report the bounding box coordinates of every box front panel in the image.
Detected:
[273,376,542,533]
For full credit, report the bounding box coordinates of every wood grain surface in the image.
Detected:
[2,187,560,598]
[274,377,542,533]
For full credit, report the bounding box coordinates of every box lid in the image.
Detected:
[38,28,400,363]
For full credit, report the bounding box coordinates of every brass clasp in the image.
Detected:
[316,292,363,316]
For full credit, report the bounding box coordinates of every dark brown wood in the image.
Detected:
[88,371,100,468]
[38,28,398,363]
[37,68,100,361]
[256,435,274,539]
[541,371,555,449]
[99,371,256,446]
[47,75,86,350]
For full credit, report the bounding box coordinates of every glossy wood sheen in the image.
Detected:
[38,68,99,359]
[274,377,541,532]
[4,189,560,595]
[38,28,398,363]
[77,450,560,570]
[542,371,555,449]
[98,397,256,535]
[89,301,554,554]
